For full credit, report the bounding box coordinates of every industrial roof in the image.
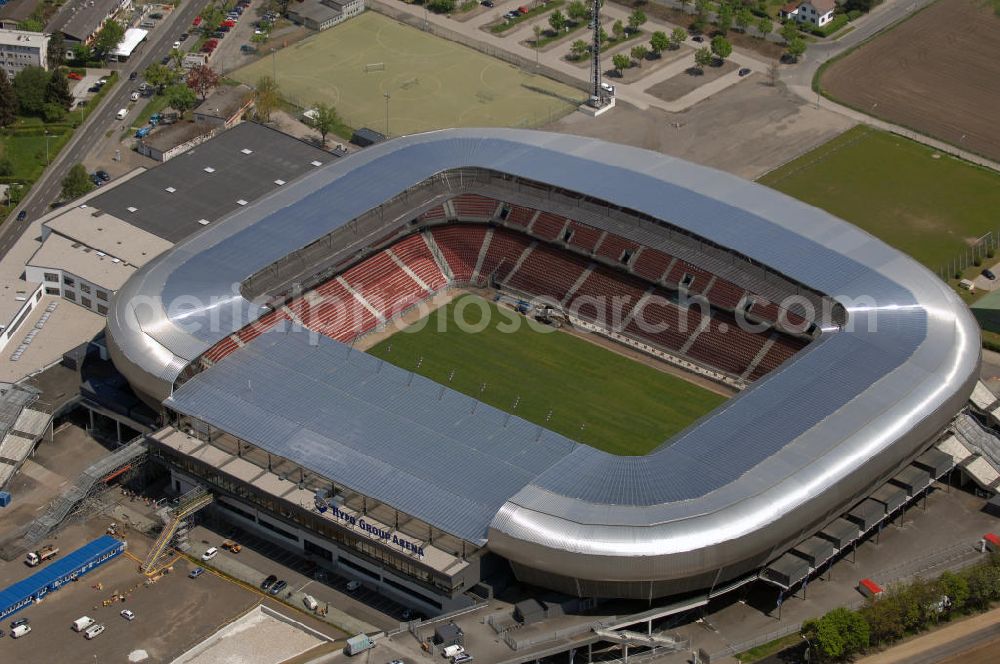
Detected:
[28,233,135,291]
[43,205,173,268]
[109,129,979,584]
[88,122,334,243]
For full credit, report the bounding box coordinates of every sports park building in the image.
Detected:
[106,130,979,614]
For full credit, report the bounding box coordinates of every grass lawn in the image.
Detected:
[231,12,584,136]
[367,295,726,455]
[758,126,1000,271]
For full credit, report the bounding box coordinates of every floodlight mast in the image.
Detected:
[591,0,602,103]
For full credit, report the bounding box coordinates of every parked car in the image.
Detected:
[269,579,287,595]
[129,71,138,81]
[984,269,997,280]
[130,91,140,101]
[261,574,277,591]
[201,547,219,561]
[346,580,361,592]
[90,173,104,186]
[10,618,28,629]
[180,32,189,41]
[67,72,82,80]
[83,623,105,640]
[172,40,181,49]
[189,566,205,578]
[192,16,202,26]
[482,0,494,6]
[738,67,751,77]
[16,210,26,222]
[160,56,170,65]
[692,35,704,42]
[96,170,110,182]
[120,609,135,621]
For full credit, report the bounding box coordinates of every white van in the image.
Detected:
[11,624,31,638]
[73,616,95,632]
[130,91,140,102]
[84,623,105,639]
[116,108,128,120]
[442,645,465,658]
[302,594,318,611]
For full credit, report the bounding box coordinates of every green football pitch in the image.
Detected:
[366,295,727,456]
[232,12,584,136]
[758,126,1000,271]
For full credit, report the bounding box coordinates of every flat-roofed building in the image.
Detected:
[0,29,48,78]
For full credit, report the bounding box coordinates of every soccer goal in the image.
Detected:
[364,62,386,73]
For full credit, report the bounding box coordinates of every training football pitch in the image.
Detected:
[366,295,726,456]
[758,126,1000,271]
[232,12,584,136]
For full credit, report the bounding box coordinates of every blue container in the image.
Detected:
[0,491,11,507]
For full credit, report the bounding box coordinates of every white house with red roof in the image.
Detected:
[780,0,836,26]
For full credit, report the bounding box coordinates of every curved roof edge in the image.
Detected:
[106,128,980,587]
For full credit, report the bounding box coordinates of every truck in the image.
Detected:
[25,545,59,567]
[344,633,374,656]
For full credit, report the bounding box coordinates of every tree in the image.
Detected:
[61,163,94,200]
[786,35,806,60]
[253,75,280,122]
[312,103,341,147]
[678,0,691,10]
[694,47,712,72]
[710,36,732,61]
[48,32,66,69]
[628,9,647,33]
[144,63,175,93]
[938,571,970,614]
[758,17,774,39]
[12,66,49,116]
[599,26,609,45]
[165,84,197,115]
[735,6,753,32]
[170,48,186,70]
[93,20,125,61]
[649,30,669,55]
[612,53,631,76]
[716,3,733,34]
[859,595,905,648]
[567,0,589,22]
[631,44,648,66]
[186,64,220,101]
[199,5,226,33]
[781,19,800,42]
[0,70,16,127]
[806,607,868,661]
[549,9,567,33]
[42,102,65,122]
[669,26,687,49]
[71,43,91,63]
[612,19,625,41]
[570,39,590,60]
[45,71,73,110]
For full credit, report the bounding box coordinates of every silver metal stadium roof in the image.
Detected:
[106,128,979,597]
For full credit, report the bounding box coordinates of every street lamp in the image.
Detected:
[44,130,50,165]
[271,48,276,82]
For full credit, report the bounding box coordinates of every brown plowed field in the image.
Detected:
[822,0,1000,162]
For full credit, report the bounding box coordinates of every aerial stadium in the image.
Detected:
[105,129,979,613]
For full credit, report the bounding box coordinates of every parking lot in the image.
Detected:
[0,519,272,662]
[188,520,407,632]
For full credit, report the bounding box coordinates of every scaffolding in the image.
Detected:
[141,485,213,575]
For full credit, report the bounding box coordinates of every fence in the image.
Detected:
[935,230,1000,282]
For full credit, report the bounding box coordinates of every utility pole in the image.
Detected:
[384,91,390,138]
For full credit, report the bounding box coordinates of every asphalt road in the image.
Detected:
[0,0,213,262]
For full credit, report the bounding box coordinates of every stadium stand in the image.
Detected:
[504,204,536,228]
[430,225,489,282]
[204,206,816,381]
[531,212,569,241]
[419,204,446,221]
[451,194,500,220]
[565,221,603,253]
[632,247,673,284]
[390,234,448,291]
[595,232,640,264]
[505,242,590,304]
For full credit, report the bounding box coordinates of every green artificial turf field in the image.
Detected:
[758,126,1000,271]
[232,12,584,136]
[366,295,726,455]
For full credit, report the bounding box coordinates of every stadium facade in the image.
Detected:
[106,129,979,612]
